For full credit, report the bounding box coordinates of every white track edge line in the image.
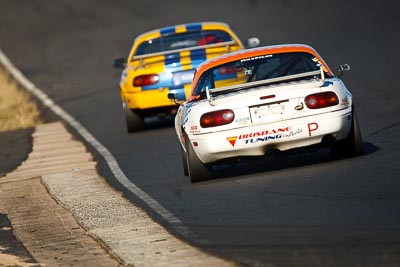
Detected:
[0,49,182,226]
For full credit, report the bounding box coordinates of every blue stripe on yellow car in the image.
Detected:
[160,26,176,36]
[165,53,180,65]
[186,23,202,32]
[190,49,207,64]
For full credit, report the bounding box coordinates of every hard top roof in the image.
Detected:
[196,44,322,73]
[135,21,232,41]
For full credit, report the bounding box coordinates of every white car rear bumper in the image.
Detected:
[189,108,352,163]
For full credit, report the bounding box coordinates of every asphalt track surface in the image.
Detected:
[1,1,400,266]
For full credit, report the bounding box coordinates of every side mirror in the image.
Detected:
[112,58,126,69]
[245,37,261,48]
[167,92,177,100]
[168,92,182,105]
[338,64,350,77]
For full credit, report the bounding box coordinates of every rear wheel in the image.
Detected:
[180,145,188,176]
[123,103,144,133]
[185,136,213,183]
[330,105,364,156]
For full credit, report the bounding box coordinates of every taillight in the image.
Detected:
[133,74,159,87]
[200,109,234,128]
[217,65,236,75]
[305,92,339,109]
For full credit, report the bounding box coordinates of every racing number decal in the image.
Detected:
[308,122,318,136]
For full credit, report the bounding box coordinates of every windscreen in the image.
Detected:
[134,30,234,56]
[192,52,330,99]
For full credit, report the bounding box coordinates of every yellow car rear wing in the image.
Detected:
[132,40,237,65]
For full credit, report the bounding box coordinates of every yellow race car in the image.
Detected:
[113,22,259,132]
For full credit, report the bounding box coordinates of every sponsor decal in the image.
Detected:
[182,101,198,125]
[312,57,328,73]
[244,134,282,144]
[189,125,200,134]
[227,136,237,147]
[227,126,303,146]
[241,54,272,62]
[238,127,291,139]
[321,81,334,87]
[341,96,350,107]
[235,117,251,125]
[282,128,303,138]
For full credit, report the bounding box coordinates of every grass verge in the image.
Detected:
[0,67,42,132]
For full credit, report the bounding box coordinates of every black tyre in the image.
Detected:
[123,103,144,133]
[185,136,213,183]
[349,106,364,156]
[180,145,188,176]
[330,105,364,157]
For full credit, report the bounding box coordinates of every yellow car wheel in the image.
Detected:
[123,103,144,133]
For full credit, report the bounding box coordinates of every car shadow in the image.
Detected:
[211,142,380,180]
[144,116,175,130]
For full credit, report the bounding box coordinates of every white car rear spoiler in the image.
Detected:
[206,66,325,103]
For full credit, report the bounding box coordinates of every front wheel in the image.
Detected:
[185,136,213,183]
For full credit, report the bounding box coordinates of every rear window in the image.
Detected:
[192,52,331,99]
[134,30,234,56]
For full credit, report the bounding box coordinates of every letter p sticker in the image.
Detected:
[308,122,318,136]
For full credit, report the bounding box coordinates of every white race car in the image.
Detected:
[169,44,364,182]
